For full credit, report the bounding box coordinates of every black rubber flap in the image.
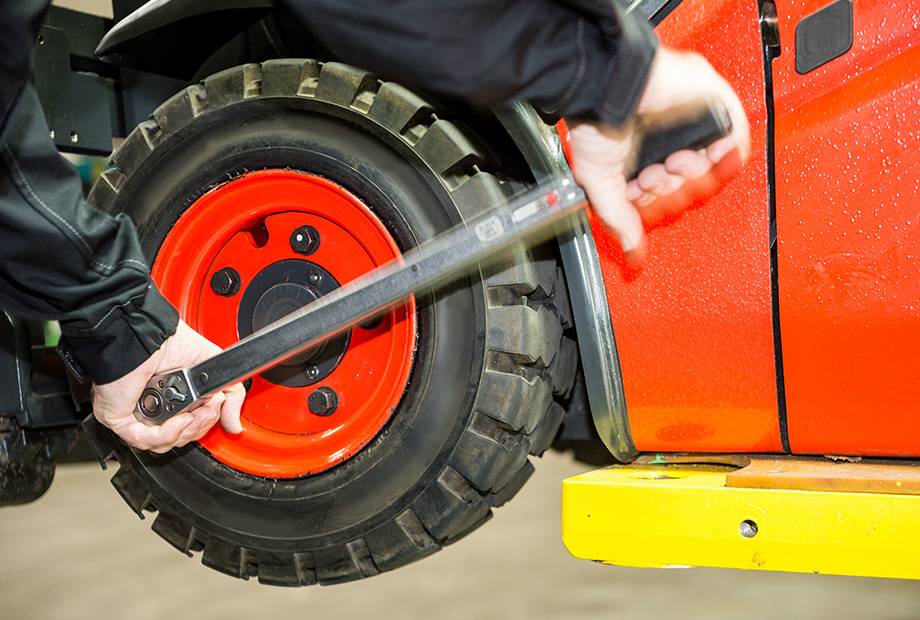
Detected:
[795,0,853,74]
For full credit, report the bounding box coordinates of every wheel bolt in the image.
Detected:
[290,226,320,255]
[308,387,338,416]
[739,519,758,538]
[210,267,241,296]
[305,365,320,380]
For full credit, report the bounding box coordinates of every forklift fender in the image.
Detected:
[495,105,634,462]
[95,0,274,79]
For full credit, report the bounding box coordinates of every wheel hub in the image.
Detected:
[252,283,317,333]
[237,259,348,386]
[252,282,321,365]
[151,170,416,478]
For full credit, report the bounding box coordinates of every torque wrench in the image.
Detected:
[134,100,732,425]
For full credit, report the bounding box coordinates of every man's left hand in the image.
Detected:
[92,320,245,453]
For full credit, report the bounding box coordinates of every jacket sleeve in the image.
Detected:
[0,0,177,385]
[279,0,658,127]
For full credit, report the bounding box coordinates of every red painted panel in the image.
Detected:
[589,0,781,452]
[773,0,920,454]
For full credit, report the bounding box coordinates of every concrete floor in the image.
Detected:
[2,452,919,620]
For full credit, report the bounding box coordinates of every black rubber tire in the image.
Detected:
[87,60,577,586]
[0,417,76,506]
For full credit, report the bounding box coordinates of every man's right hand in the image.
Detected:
[567,46,751,265]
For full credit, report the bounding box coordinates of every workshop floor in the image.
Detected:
[2,452,919,620]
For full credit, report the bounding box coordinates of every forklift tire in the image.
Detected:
[87,60,577,586]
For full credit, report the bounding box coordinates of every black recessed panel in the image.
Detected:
[795,0,853,74]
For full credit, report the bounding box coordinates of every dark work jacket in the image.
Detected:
[0,0,656,384]
[279,0,658,126]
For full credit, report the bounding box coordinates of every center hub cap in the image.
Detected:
[151,170,416,478]
[237,259,348,386]
[253,283,318,333]
[252,283,321,364]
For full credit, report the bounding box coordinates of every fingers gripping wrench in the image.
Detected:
[135,101,733,425]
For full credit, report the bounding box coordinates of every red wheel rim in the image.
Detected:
[152,170,416,478]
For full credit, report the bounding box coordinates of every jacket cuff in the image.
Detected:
[562,7,659,128]
[58,283,179,385]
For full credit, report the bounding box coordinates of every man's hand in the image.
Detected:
[567,46,751,265]
[93,320,245,453]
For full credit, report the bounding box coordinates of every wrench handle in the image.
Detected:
[630,98,733,179]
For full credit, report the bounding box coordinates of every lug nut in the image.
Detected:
[290,226,320,255]
[308,387,338,416]
[210,267,241,296]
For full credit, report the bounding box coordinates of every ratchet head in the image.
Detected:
[135,369,200,426]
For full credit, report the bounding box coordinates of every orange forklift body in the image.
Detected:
[584,0,920,457]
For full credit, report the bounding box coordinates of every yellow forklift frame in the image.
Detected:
[562,457,920,580]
